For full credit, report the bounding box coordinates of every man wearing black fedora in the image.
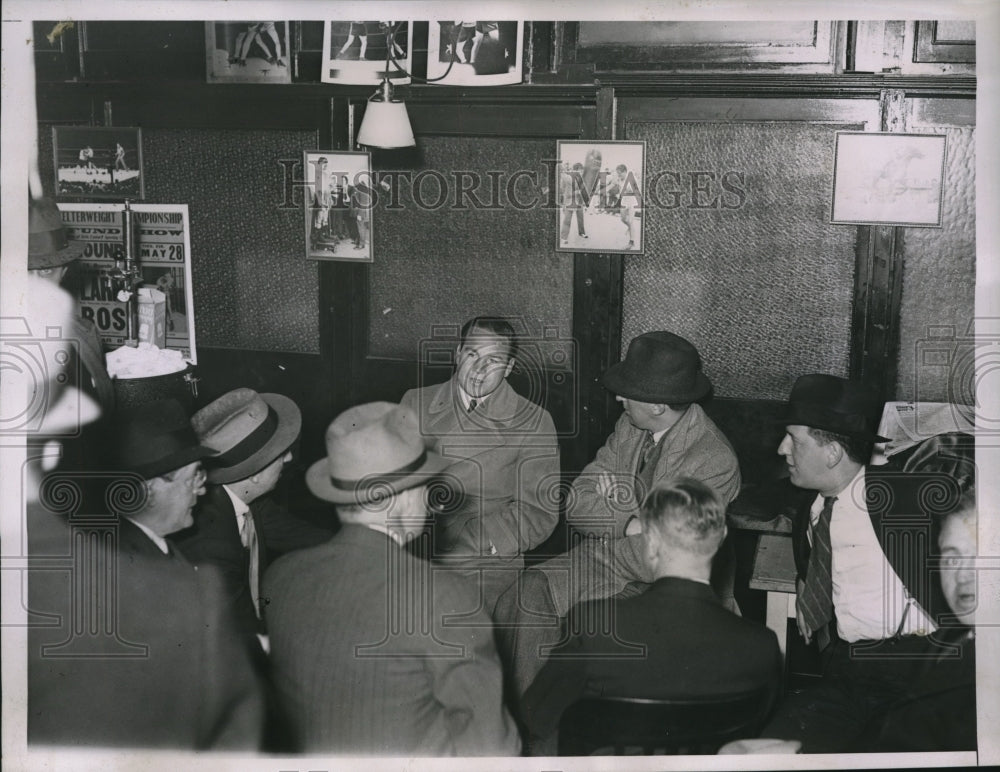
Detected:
[24,287,264,750]
[170,388,333,636]
[263,402,521,755]
[494,330,740,696]
[762,374,956,752]
[111,398,215,562]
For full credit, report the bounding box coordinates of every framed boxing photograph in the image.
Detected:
[555,140,645,254]
[52,126,144,200]
[303,150,374,262]
[205,21,292,84]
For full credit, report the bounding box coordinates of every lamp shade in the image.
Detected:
[357,80,415,149]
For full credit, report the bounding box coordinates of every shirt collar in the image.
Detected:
[126,518,170,555]
[222,484,251,518]
[456,383,491,412]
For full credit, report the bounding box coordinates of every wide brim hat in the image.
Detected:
[114,398,216,479]
[602,331,712,404]
[193,389,302,484]
[307,401,449,505]
[781,374,890,442]
[28,196,87,270]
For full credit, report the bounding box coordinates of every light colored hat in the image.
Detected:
[306,401,448,504]
[192,388,301,484]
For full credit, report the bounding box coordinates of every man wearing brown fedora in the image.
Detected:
[27,195,115,415]
[170,388,333,636]
[494,330,740,696]
[23,279,264,749]
[763,373,958,752]
[263,402,521,755]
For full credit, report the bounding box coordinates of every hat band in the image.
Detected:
[29,228,70,257]
[208,405,280,467]
[129,426,204,478]
[788,404,875,435]
[330,450,428,491]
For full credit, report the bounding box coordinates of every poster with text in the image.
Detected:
[57,203,197,362]
[427,21,523,85]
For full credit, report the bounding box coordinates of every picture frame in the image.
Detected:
[303,150,374,262]
[555,140,645,254]
[321,21,412,86]
[831,132,948,227]
[205,21,292,84]
[52,126,144,200]
[426,21,524,85]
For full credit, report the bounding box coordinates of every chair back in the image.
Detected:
[557,687,773,756]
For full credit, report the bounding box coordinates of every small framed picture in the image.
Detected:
[831,132,947,227]
[53,126,144,200]
[205,21,292,84]
[555,140,645,254]
[303,150,373,262]
[321,21,412,86]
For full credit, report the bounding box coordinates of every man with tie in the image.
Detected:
[400,316,560,618]
[763,374,951,752]
[495,330,741,695]
[171,388,334,636]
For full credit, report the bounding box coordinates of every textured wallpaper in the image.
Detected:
[622,120,860,400]
[368,136,575,365]
[895,127,976,403]
[41,126,321,354]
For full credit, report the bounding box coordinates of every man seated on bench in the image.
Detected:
[520,478,782,755]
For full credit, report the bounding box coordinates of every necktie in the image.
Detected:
[239,512,261,619]
[797,495,837,649]
[637,432,656,474]
[467,398,478,413]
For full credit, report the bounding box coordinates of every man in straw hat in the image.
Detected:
[263,402,520,755]
[762,374,964,752]
[170,387,333,636]
[20,276,264,749]
[495,330,740,695]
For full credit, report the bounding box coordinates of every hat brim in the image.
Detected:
[204,393,302,484]
[777,408,890,444]
[602,363,712,404]
[306,450,449,505]
[28,240,88,271]
[135,442,218,480]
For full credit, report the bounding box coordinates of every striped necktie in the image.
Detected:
[797,495,837,649]
[239,511,261,619]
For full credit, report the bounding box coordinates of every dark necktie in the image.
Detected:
[635,432,660,501]
[467,399,478,413]
[797,495,837,649]
[637,432,656,474]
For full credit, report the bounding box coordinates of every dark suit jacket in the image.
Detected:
[262,524,521,756]
[170,485,333,634]
[521,576,782,744]
[28,505,264,749]
[790,466,950,626]
[117,516,191,567]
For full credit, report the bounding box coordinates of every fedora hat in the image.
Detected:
[114,398,216,479]
[783,374,889,442]
[307,402,448,505]
[28,197,86,270]
[601,331,712,404]
[192,388,301,484]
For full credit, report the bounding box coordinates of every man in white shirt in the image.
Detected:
[764,373,960,752]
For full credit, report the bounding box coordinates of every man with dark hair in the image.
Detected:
[401,315,560,617]
[763,374,958,752]
[521,479,781,755]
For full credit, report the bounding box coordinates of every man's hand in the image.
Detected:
[795,578,812,644]
[596,471,616,499]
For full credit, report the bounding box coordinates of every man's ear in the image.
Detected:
[825,441,845,468]
[651,403,666,416]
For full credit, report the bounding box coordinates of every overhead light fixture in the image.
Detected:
[355,23,458,150]
[356,78,415,149]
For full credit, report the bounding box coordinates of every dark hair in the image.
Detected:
[639,477,725,556]
[807,427,873,466]
[459,316,517,360]
[616,164,627,174]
